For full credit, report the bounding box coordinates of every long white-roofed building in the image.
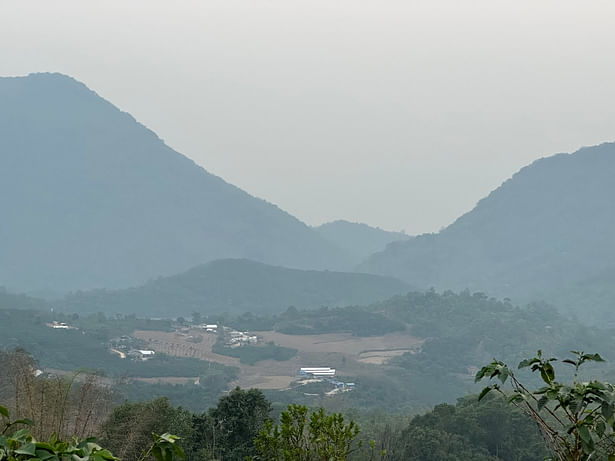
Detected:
[300,367,336,377]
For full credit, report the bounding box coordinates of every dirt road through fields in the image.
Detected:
[132,329,422,390]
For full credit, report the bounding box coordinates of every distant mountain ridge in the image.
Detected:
[0,73,352,292]
[314,220,409,266]
[362,142,615,323]
[60,258,410,316]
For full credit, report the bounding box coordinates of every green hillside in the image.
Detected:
[60,258,410,316]
[260,290,614,412]
[362,142,615,324]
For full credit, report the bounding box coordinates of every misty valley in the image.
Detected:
[2,73,615,460]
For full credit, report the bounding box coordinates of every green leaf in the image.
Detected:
[569,399,581,414]
[11,428,32,441]
[518,359,531,369]
[478,386,493,401]
[537,396,549,411]
[508,393,524,403]
[518,358,540,369]
[539,363,555,385]
[0,406,8,418]
[602,402,613,420]
[578,424,591,444]
[16,441,37,455]
[498,366,509,384]
[586,353,605,362]
[36,451,57,461]
[34,442,56,451]
[596,420,606,438]
[589,381,607,390]
[158,433,179,443]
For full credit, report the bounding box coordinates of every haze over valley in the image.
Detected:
[2,3,615,458]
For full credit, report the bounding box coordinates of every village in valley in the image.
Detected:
[103,318,361,396]
[40,309,425,399]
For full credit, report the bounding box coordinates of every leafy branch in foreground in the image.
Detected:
[137,432,185,461]
[252,404,364,461]
[0,404,183,461]
[476,350,615,461]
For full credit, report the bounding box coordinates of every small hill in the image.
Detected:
[0,73,351,292]
[362,142,615,323]
[314,220,409,265]
[60,259,410,316]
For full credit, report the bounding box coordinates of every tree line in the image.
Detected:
[5,347,615,460]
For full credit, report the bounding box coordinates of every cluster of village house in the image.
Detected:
[106,322,261,361]
[176,323,259,347]
[191,323,258,347]
[224,327,258,347]
[108,335,156,361]
[46,317,355,394]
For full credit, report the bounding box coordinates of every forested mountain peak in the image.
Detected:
[61,258,410,316]
[0,73,350,292]
[362,141,615,322]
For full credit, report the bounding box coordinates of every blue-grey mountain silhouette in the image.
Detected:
[0,73,351,292]
[362,142,615,323]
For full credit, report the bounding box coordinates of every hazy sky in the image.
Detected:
[2,1,615,234]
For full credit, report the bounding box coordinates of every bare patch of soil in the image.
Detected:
[132,329,423,390]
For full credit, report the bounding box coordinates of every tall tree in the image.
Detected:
[100,397,192,461]
[254,404,360,461]
[189,387,270,461]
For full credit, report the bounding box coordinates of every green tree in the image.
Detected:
[477,349,615,461]
[189,387,270,460]
[390,395,547,461]
[100,397,192,461]
[253,404,360,461]
[391,425,496,461]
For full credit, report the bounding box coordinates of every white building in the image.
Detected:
[300,367,336,377]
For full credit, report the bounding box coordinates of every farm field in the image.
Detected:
[132,329,422,390]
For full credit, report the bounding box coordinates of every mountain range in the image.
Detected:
[0,73,354,292]
[314,220,409,266]
[3,72,615,324]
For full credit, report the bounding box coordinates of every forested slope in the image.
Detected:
[362,142,615,323]
[61,258,409,316]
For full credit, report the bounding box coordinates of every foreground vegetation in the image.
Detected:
[4,347,590,460]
